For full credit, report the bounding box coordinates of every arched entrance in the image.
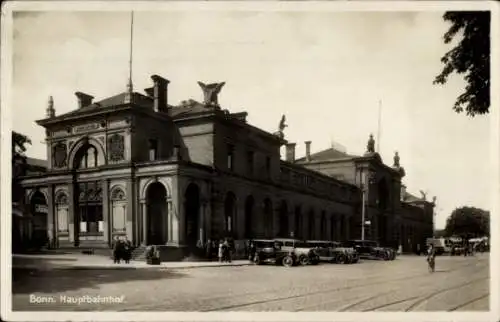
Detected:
[308,209,315,240]
[263,198,273,238]
[278,200,289,237]
[321,211,327,240]
[224,192,237,237]
[244,196,254,239]
[184,183,200,248]
[294,206,302,239]
[30,191,48,249]
[377,179,389,244]
[146,182,167,245]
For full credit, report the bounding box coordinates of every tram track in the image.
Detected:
[447,293,489,311]
[297,262,487,312]
[122,258,486,312]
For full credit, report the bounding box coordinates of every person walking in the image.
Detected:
[205,239,213,261]
[123,236,132,264]
[427,243,436,273]
[248,241,256,263]
[218,240,224,263]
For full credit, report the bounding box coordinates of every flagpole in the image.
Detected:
[127,11,134,93]
[377,100,382,153]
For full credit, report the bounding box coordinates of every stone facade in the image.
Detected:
[19,74,433,256]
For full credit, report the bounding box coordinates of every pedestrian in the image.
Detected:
[113,236,122,264]
[417,244,421,256]
[123,236,132,264]
[223,238,230,262]
[427,243,436,272]
[248,241,256,262]
[205,238,213,261]
[218,240,224,263]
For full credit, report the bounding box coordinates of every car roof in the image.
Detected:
[253,239,275,242]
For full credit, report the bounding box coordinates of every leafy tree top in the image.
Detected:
[434,11,490,116]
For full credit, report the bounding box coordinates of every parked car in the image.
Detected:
[252,239,296,267]
[343,240,394,261]
[274,238,320,265]
[450,244,466,256]
[305,240,359,264]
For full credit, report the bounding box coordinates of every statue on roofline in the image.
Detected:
[367,134,375,153]
[198,81,225,107]
[274,114,287,140]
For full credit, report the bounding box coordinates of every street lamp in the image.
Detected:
[361,169,376,240]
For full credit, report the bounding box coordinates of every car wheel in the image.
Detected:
[344,255,352,264]
[282,255,294,268]
[299,256,310,266]
[383,251,390,261]
[254,255,262,265]
[337,254,346,264]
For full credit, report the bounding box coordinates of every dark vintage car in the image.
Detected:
[343,240,395,261]
[252,239,297,267]
[274,238,320,265]
[305,240,359,264]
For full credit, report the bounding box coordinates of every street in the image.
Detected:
[12,254,489,312]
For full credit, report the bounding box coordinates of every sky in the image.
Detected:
[11,9,492,229]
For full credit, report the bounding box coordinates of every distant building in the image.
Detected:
[18,75,433,258]
[295,141,434,252]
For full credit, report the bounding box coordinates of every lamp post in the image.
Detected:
[361,170,376,240]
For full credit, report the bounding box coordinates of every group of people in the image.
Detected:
[203,238,235,263]
[112,236,132,264]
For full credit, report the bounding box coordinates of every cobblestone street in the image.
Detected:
[12,254,489,312]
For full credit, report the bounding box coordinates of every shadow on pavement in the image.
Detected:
[13,266,187,295]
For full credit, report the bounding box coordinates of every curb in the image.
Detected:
[12,262,253,271]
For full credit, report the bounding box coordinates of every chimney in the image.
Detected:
[151,75,170,112]
[75,92,94,109]
[285,143,296,162]
[305,141,311,162]
[400,184,407,201]
[46,96,55,118]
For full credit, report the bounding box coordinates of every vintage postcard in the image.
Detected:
[1,1,498,321]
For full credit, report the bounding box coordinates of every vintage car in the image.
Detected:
[343,240,395,261]
[273,238,320,265]
[305,240,359,264]
[252,239,297,267]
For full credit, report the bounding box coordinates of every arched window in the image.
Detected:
[55,192,69,233]
[76,145,98,169]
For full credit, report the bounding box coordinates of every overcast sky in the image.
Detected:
[12,9,491,229]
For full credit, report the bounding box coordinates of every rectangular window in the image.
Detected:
[149,139,158,161]
[246,151,254,175]
[266,156,271,177]
[227,144,234,171]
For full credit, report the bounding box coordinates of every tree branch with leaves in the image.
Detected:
[434,11,490,116]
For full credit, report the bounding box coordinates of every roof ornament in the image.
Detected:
[419,190,427,201]
[366,133,375,153]
[197,82,225,107]
[393,151,400,168]
[46,96,55,118]
[276,114,288,140]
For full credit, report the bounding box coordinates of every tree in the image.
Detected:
[434,11,490,116]
[445,206,490,238]
[12,131,32,202]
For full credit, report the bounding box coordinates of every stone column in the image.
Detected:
[47,185,55,248]
[101,179,109,245]
[68,183,76,245]
[126,178,134,241]
[169,200,180,245]
[141,201,147,245]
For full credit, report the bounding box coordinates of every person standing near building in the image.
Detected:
[427,243,436,272]
[218,240,224,263]
[205,239,213,261]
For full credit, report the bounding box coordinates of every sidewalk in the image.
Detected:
[12,253,252,270]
